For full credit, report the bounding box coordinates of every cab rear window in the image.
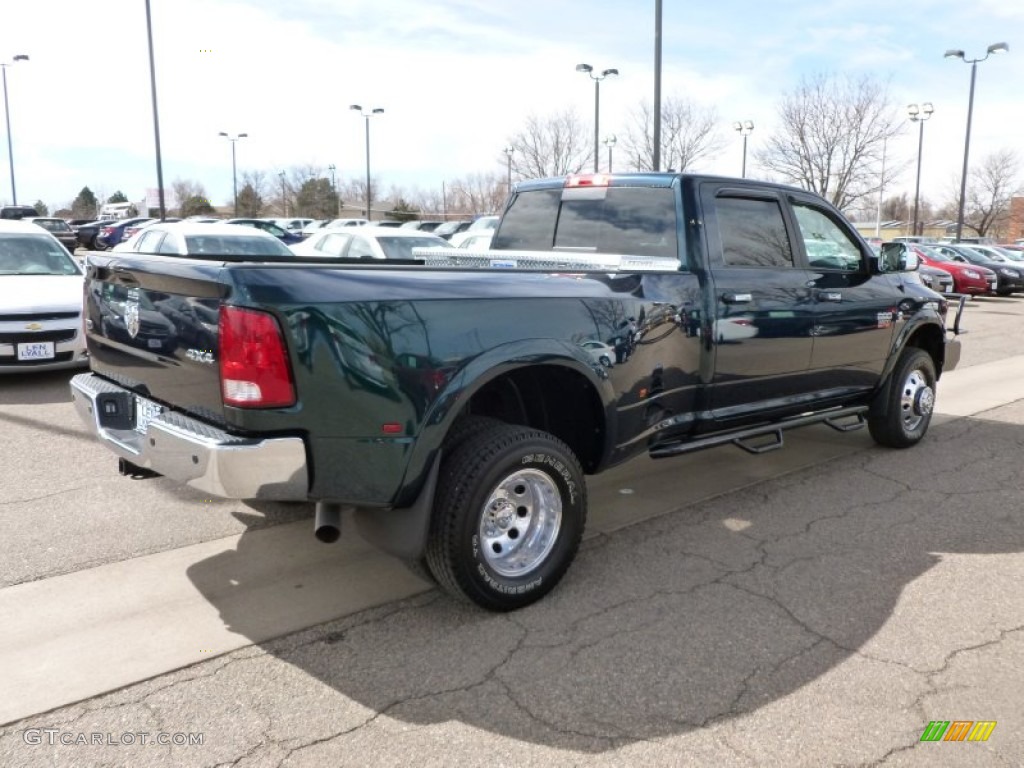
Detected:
[493,186,680,261]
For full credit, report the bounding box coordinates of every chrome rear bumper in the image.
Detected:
[70,373,308,500]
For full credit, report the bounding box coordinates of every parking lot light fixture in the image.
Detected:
[907,103,933,237]
[1,53,29,205]
[603,134,617,173]
[946,42,1009,241]
[577,63,618,173]
[327,163,339,216]
[503,146,514,191]
[732,120,754,178]
[218,132,248,218]
[350,105,384,221]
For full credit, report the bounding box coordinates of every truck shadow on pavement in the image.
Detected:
[186,411,1024,752]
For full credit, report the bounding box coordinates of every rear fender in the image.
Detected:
[391,338,615,511]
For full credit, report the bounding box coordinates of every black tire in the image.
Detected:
[868,347,937,448]
[425,423,587,611]
[443,415,504,455]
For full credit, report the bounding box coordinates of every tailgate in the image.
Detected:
[84,253,228,421]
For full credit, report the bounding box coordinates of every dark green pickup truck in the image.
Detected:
[71,173,963,611]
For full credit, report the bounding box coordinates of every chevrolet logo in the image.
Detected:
[25,323,43,331]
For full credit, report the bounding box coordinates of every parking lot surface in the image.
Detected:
[1,295,1022,766]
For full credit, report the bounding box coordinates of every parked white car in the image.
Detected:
[0,220,89,372]
[112,222,294,256]
[289,226,449,259]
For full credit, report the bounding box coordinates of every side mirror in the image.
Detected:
[880,242,919,272]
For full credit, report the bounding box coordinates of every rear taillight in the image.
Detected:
[219,306,296,408]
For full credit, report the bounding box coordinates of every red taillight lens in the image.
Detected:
[101,227,114,236]
[219,306,296,408]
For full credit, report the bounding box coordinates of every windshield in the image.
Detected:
[0,234,81,275]
[184,234,293,256]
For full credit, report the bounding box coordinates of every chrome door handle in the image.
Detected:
[815,290,843,302]
[722,292,752,304]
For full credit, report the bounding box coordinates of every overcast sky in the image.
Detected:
[1,0,1021,215]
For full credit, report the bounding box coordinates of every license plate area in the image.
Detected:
[17,341,55,360]
[135,397,164,434]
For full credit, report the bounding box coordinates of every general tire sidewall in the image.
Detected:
[446,434,585,608]
[877,348,936,447]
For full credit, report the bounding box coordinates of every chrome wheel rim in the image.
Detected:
[478,468,562,578]
[900,367,933,432]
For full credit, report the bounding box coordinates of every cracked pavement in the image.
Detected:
[2,300,1023,766]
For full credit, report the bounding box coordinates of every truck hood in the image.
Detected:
[0,275,84,314]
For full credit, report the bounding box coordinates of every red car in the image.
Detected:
[914,245,996,295]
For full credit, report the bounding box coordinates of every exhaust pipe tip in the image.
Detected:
[314,502,343,544]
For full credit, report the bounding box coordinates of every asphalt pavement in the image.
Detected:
[0,295,1022,767]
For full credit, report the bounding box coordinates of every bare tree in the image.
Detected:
[621,96,725,173]
[505,109,591,180]
[445,173,508,215]
[754,73,905,212]
[961,149,1021,238]
[170,178,212,217]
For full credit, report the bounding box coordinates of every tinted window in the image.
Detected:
[716,197,793,268]
[493,186,678,261]
[792,203,862,271]
[33,219,71,233]
[491,189,560,250]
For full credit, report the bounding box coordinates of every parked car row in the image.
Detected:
[906,242,1024,296]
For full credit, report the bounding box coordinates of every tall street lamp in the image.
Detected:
[945,42,1009,241]
[907,103,933,237]
[327,163,339,217]
[1,54,29,205]
[732,120,754,178]
[576,63,618,173]
[350,105,384,221]
[503,146,514,191]
[218,131,247,217]
[603,134,617,173]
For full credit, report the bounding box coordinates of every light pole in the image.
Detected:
[278,171,287,216]
[503,146,514,191]
[1,54,29,205]
[327,163,339,217]
[218,132,247,217]
[732,120,754,178]
[576,63,618,173]
[603,135,617,173]
[945,42,1009,241]
[350,104,384,221]
[907,103,933,237]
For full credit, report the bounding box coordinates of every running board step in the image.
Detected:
[649,406,869,460]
